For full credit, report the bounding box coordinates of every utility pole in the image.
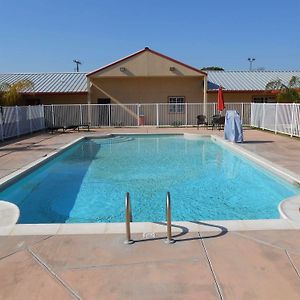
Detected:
[248,58,255,71]
[73,59,82,72]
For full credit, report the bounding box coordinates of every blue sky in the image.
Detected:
[0,0,299,72]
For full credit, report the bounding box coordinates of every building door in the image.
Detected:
[97,98,111,126]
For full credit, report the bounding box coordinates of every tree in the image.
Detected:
[201,66,224,71]
[0,79,34,106]
[265,76,300,103]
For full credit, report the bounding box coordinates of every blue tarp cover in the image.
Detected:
[224,110,243,143]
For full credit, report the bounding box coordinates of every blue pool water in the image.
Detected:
[0,135,299,223]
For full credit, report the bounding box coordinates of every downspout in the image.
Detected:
[87,77,92,126]
[203,75,208,117]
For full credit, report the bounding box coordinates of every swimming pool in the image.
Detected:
[0,134,299,224]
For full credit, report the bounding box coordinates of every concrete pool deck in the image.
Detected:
[2,231,300,299]
[1,127,300,299]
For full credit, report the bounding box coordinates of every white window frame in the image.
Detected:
[168,96,185,113]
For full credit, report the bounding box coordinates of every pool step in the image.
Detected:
[99,136,134,145]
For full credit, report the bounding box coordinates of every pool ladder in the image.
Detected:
[124,192,175,245]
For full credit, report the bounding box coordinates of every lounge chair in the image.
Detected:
[63,125,79,132]
[78,124,90,131]
[47,126,65,134]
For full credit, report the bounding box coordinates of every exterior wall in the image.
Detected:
[90,51,205,77]
[207,91,275,103]
[91,77,204,103]
[15,90,274,105]
[22,93,88,105]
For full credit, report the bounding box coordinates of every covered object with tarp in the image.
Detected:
[224,110,243,143]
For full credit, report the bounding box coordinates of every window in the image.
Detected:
[26,98,41,105]
[169,97,185,113]
[252,96,276,103]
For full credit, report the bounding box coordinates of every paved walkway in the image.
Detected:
[0,128,300,299]
[1,230,300,299]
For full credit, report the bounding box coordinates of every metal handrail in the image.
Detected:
[165,192,175,244]
[124,191,175,245]
[124,192,134,244]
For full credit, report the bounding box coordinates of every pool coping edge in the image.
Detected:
[1,219,300,236]
[0,132,300,235]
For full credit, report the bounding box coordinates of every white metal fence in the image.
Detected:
[43,103,251,128]
[0,103,251,141]
[251,103,300,137]
[0,105,45,141]
[1,103,298,141]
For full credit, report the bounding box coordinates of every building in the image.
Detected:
[207,70,300,103]
[0,47,299,105]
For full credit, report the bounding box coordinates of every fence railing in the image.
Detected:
[43,102,251,128]
[1,103,298,141]
[251,103,300,137]
[0,102,251,141]
[0,105,45,141]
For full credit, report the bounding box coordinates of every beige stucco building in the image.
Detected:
[87,47,207,106]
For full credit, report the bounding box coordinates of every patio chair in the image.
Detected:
[196,115,208,129]
[211,115,225,130]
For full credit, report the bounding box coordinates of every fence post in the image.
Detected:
[156,103,159,127]
[185,103,188,126]
[275,103,278,134]
[290,103,296,137]
[250,103,253,126]
[241,103,244,124]
[108,104,111,127]
[88,104,92,127]
[262,102,266,130]
[15,106,20,136]
[40,105,45,130]
[137,104,140,126]
[51,104,55,126]
[79,104,83,125]
[28,105,32,133]
[0,107,4,141]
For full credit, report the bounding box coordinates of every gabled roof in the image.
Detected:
[0,72,87,94]
[207,70,300,91]
[87,47,207,77]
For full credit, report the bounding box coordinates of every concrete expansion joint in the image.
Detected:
[232,232,287,251]
[0,248,23,262]
[285,249,300,280]
[0,135,59,169]
[27,247,82,300]
[198,232,224,300]
[0,231,52,261]
[61,257,203,272]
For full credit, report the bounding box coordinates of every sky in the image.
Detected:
[0,0,299,72]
